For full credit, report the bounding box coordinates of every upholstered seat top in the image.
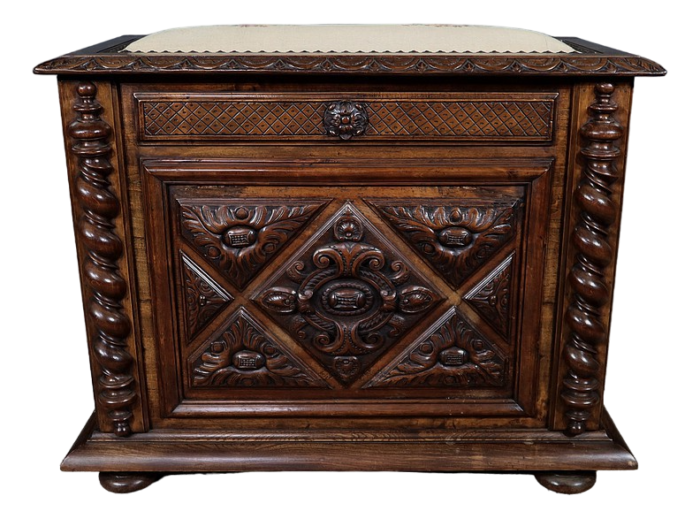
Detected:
[123,25,577,54]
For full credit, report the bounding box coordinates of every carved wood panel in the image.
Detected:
[189,308,328,388]
[365,308,507,389]
[367,198,522,288]
[254,202,444,385]
[179,199,328,289]
[136,93,556,142]
[142,163,551,418]
[181,253,233,340]
[463,254,514,340]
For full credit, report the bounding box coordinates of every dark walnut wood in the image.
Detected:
[463,254,514,340]
[191,308,329,388]
[69,83,136,437]
[64,410,636,475]
[37,28,663,494]
[367,198,521,288]
[179,199,327,289]
[364,307,507,389]
[181,253,233,340]
[255,203,444,385]
[561,83,622,436]
[136,93,557,143]
[535,472,597,494]
[35,51,666,77]
[143,165,542,420]
[99,472,164,494]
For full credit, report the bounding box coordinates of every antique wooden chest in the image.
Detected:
[34,25,665,494]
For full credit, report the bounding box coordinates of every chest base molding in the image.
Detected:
[64,408,635,493]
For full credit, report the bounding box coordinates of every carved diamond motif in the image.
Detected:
[143,101,325,137]
[190,308,328,388]
[463,254,514,340]
[364,308,507,389]
[181,253,233,340]
[140,98,554,140]
[254,202,444,385]
[367,199,521,288]
[365,101,553,138]
[179,199,328,289]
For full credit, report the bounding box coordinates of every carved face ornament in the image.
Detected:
[323,101,369,140]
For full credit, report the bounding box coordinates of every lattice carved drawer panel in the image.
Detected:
[135,92,558,143]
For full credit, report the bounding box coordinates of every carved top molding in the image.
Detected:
[35,51,665,77]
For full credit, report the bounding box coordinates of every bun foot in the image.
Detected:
[99,472,164,493]
[535,471,596,494]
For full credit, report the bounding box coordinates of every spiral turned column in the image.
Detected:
[562,83,623,436]
[69,83,135,436]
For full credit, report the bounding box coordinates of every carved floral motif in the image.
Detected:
[255,203,443,384]
[180,200,327,289]
[191,308,328,388]
[322,101,368,140]
[365,308,506,388]
[368,200,521,288]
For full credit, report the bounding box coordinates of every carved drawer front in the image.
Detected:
[135,92,558,143]
[142,160,553,422]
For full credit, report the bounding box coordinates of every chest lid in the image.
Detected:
[34,24,665,76]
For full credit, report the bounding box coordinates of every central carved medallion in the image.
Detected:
[255,203,443,384]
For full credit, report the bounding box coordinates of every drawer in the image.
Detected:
[134,91,558,144]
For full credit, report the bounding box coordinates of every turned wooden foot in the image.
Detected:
[99,472,164,493]
[535,471,596,494]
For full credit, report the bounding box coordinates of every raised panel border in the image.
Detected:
[135,92,558,144]
[141,158,553,421]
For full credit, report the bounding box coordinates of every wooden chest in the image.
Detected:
[34,25,665,494]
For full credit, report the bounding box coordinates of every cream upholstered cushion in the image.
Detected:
[123,25,576,54]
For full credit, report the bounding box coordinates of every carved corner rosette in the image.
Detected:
[561,83,623,436]
[69,82,136,436]
[323,101,368,140]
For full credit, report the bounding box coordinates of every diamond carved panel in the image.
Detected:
[464,254,515,340]
[139,96,555,141]
[179,199,329,289]
[181,252,233,340]
[143,101,325,137]
[367,198,522,288]
[190,308,328,388]
[254,202,444,385]
[364,308,507,389]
